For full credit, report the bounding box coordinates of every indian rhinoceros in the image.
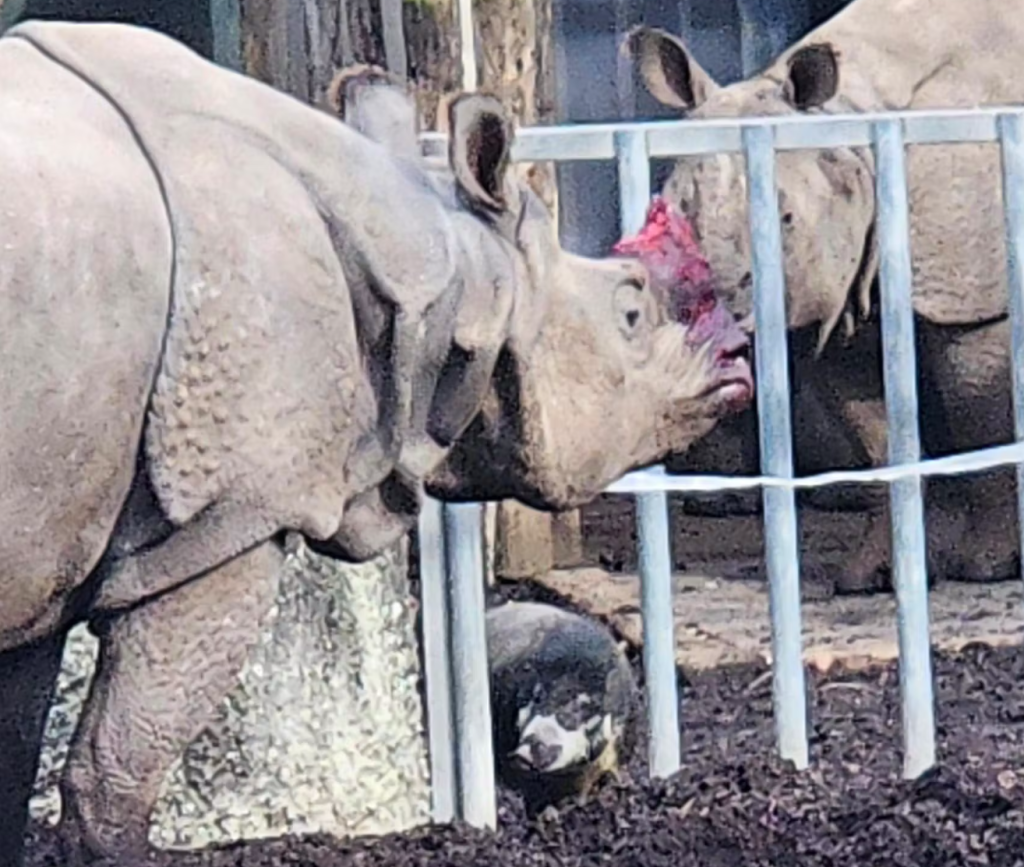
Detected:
[0,20,752,866]
[624,0,1024,595]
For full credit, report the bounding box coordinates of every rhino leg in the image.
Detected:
[59,542,282,864]
[89,496,279,614]
[919,318,1018,583]
[0,632,68,867]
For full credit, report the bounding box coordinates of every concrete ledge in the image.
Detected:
[533,567,1024,672]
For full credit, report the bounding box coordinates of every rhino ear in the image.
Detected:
[622,26,717,111]
[448,93,515,217]
[328,63,421,158]
[784,43,840,110]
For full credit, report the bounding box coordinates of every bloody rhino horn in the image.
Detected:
[612,195,712,291]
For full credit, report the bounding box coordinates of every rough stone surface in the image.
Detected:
[30,538,430,849]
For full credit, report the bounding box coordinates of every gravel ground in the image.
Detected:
[25,634,1024,867]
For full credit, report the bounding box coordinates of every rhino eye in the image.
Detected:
[614,278,648,337]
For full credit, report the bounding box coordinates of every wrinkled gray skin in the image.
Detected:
[486,602,638,814]
[0,21,752,867]
[626,0,1024,595]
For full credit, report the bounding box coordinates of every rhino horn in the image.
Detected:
[622,25,719,112]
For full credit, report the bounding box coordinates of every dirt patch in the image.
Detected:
[26,640,1024,867]
[532,567,1024,671]
[578,494,865,574]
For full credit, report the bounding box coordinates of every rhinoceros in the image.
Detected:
[624,0,1024,595]
[0,20,752,866]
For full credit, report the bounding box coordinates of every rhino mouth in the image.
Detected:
[691,306,755,408]
[711,354,754,406]
[704,338,754,408]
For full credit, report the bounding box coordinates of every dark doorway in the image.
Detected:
[14,0,213,59]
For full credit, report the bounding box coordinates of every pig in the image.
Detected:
[486,601,639,815]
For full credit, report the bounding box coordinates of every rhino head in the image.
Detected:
[327,66,753,514]
[625,26,878,353]
[424,99,754,509]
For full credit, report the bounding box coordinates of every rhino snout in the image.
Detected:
[683,296,754,406]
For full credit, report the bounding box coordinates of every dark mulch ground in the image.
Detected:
[26,637,1024,867]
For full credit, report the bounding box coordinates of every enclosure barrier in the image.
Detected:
[416,105,1024,830]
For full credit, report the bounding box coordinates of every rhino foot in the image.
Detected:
[944,551,1020,584]
[935,498,1020,584]
[57,822,154,867]
[832,560,891,596]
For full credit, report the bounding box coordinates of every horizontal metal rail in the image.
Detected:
[422,104,1024,827]
[605,440,1024,493]
[420,104,1024,161]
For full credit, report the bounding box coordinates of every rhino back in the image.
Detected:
[767,0,1024,326]
[4,21,473,533]
[0,39,172,647]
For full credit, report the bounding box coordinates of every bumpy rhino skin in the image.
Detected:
[0,21,750,867]
[626,0,1024,594]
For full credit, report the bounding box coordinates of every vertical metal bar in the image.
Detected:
[736,0,771,78]
[741,124,809,770]
[380,0,409,80]
[872,118,936,780]
[615,129,681,780]
[443,503,496,828]
[997,111,1024,597]
[457,0,477,91]
[209,0,242,71]
[418,498,457,824]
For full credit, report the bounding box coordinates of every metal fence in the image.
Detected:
[416,105,1024,830]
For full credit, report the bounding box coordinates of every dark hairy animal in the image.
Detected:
[486,602,639,814]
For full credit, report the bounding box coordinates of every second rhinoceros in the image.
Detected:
[625,0,1024,594]
[0,20,752,867]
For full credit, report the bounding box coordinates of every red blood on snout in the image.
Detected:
[613,196,753,405]
[612,195,743,349]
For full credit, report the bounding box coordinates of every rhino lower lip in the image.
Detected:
[710,357,755,404]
